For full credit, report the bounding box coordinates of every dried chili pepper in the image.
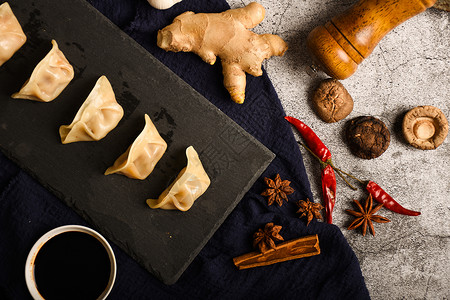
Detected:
[285,116,336,224]
[366,181,421,216]
[285,117,421,219]
[285,116,331,163]
[322,164,336,224]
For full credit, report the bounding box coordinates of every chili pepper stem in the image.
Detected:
[298,141,362,190]
[298,141,327,168]
[333,168,358,190]
[328,162,365,185]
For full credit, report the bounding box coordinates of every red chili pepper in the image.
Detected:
[285,116,336,224]
[322,164,336,224]
[285,116,331,163]
[366,181,421,216]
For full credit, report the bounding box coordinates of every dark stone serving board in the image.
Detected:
[0,0,274,284]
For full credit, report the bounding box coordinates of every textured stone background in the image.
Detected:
[227,0,449,299]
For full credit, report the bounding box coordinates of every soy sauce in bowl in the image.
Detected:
[33,231,112,300]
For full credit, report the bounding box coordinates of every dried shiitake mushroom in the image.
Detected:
[402,105,448,150]
[346,116,390,159]
[312,79,353,123]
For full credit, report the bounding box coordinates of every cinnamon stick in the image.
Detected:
[233,234,320,270]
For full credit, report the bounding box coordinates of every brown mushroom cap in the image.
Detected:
[312,79,354,123]
[402,105,448,150]
[346,116,390,159]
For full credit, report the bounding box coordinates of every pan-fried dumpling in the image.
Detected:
[146,146,210,211]
[105,114,167,180]
[59,75,124,144]
[0,2,26,67]
[12,39,74,102]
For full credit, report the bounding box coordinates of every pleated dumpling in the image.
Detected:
[0,2,26,67]
[59,75,123,144]
[146,146,210,211]
[12,39,74,102]
[105,114,167,180]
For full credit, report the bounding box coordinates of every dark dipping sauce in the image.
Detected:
[33,231,111,300]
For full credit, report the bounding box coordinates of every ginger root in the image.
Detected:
[157,2,288,104]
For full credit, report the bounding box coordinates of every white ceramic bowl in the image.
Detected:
[25,225,117,300]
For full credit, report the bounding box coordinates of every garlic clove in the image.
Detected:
[147,0,182,10]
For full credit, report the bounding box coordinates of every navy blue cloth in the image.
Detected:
[0,0,370,299]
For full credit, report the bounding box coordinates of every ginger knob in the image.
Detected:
[157,2,288,104]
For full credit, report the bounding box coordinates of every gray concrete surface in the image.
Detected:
[227,0,449,298]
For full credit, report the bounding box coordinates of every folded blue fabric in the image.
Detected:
[0,0,369,299]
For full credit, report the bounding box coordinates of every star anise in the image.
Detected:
[261,174,294,206]
[346,194,390,236]
[296,198,323,226]
[253,223,284,254]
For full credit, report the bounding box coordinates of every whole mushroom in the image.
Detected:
[312,79,353,123]
[346,116,390,159]
[402,106,448,150]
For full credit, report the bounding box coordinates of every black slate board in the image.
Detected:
[0,0,274,284]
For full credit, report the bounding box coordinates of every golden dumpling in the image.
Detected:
[12,40,74,102]
[59,75,124,144]
[105,114,167,180]
[0,2,26,67]
[147,146,210,211]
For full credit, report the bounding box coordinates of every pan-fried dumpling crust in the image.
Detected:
[147,146,210,211]
[0,2,26,67]
[59,75,124,144]
[12,39,74,102]
[105,114,167,180]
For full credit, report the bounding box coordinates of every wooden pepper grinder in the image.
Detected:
[307,0,436,79]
